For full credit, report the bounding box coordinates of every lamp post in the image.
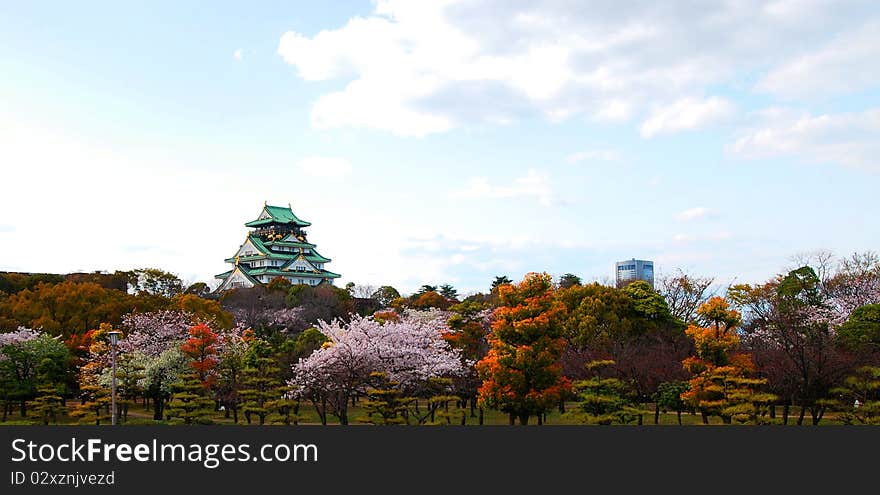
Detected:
[107,330,123,426]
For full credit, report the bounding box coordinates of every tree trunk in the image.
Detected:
[769,404,776,419]
[152,396,163,421]
[470,398,476,418]
[508,413,515,425]
[797,405,806,426]
[812,406,825,425]
[654,403,660,425]
[701,411,709,424]
[518,413,529,425]
[537,414,543,425]
[478,408,484,426]
[676,411,682,425]
[233,407,238,424]
[637,413,643,426]
[559,399,566,414]
[20,400,26,417]
[782,403,790,425]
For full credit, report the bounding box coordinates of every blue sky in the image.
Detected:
[1,0,878,295]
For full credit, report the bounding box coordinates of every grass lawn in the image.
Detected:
[0,401,846,426]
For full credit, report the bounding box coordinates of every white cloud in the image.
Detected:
[233,49,244,61]
[297,156,353,179]
[640,97,735,138]
[453,169,555,206]
[676,206,715,222]
[730,107,880,171]
[755,21,880,98]
[277,0,878,137]
[566,149,620,163]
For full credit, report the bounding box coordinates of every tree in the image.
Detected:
[166,371,216,424]
[566,360,639,425]
[558,273,582,289]
[180,323,219,389]
[358,372,414,425]
[0,281,142,337]
[439,284,459,301]
[215,330,252,423]
[412,291,452,310]
[371,286,401,308]
[285,284,355,328]
[476,272,570,425]
[240,341,283,425]
[731,266,851,425]
[184,282,211,297]
[826,366,880,425]
[657,270,715,324]
[290,328,328,361]
[171,294,234,329]
[654,381,690,425]
[837,304,880,353]
[556,282,687,421]
[681,297,774,424]
[70,384,110,425]
[444,301,492,422]
[27,383,65,425]
[124,268,184,297]
[289,312,464,425]
[490,276,512,291]
[416,285,438,295]
[0,331,71,419]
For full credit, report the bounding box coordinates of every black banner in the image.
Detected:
[2,426,877,493]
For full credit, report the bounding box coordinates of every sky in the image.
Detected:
[0,0,878,296]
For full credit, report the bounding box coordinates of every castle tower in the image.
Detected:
[215,203,341,291]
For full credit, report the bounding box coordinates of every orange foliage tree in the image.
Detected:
[681,297,775,424]
[476,272,570,425]
[180,323,219,389]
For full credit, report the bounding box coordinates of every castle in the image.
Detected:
[215,203,340,291]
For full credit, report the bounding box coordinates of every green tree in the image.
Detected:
[370,286,401,308]
[27,384,65,425]
[70,384,110,425]
[490,276,512,291]
[0,334,71,418]
[291,328,328,361]
[837,304,880,353]
[826,366,880,425]
[653,381,690,425]
[358,372,414,425]
[558,273,582,289]
[566,360,640,425]
[439,284,459,300]
[166,371,216,424]
[240,341,283,425]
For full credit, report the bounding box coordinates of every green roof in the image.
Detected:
[245,204,311,227]
[243,267,341,279]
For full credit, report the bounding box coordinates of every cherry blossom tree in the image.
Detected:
[288,312,465,425]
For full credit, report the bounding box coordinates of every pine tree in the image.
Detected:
[70,384,111,425]
[826,366,880,425]
[566,360,640,425]
[240,356,281,425]
[166,371,215,424]
[358,372,414,425]
[27,384,65,425]
[266,385,302,425]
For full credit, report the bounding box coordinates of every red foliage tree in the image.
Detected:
[180,323,219,389]
[476,272,570,425]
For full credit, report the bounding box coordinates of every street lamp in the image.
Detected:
[107,330,123,426]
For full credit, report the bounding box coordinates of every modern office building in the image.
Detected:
[615,258,654,288]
